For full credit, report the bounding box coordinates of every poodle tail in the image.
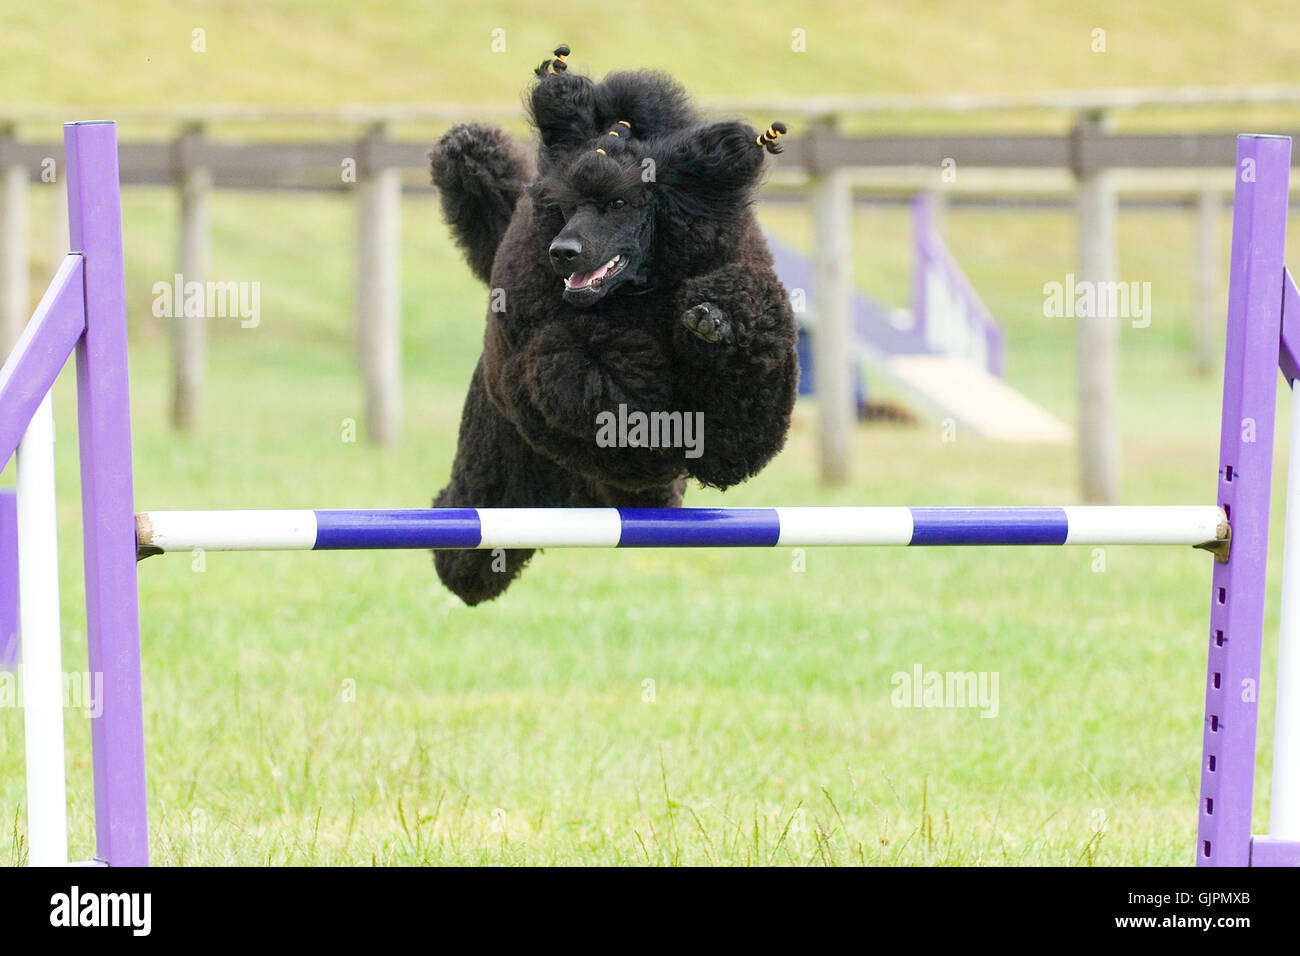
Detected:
[429,124,531,285]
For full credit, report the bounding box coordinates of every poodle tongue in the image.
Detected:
[568,260,613,288]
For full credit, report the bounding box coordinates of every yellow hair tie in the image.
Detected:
[609,130,619,136]
[542,43,571,74]
[617,120,631,128]
[595,148,606,155]
[755,120,788,153]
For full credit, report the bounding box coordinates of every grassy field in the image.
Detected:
[3,1,1300,865]
[3,1,1298,107]
[5,0,1300,135]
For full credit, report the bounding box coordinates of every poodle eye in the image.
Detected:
[607,198,626,210]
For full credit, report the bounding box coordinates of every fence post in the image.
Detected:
[924,186,948,237]
[171,123,210,431]
[1073,110,1119,504]
[1193,189,1220,377]
[1,124,29,360]
[809,119,854,485]
[355,122,402,448]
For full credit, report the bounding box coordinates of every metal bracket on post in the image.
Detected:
[1193,516,1232,564]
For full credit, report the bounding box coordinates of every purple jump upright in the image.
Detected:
[1198,134,1294,867]
[0,122,147,866]
[68,122,149,867]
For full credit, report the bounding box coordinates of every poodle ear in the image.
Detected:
[654,120,778,217]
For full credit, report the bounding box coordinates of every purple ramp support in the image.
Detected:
[66,122,149,866]
[0,489,16,671]
[1198,134,1292,867]
[912,194,932,357]
[765,231,929,356]
[911,194,1004,375]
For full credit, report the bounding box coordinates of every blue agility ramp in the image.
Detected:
[770,196,1068,442]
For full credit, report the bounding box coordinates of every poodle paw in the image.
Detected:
[681,302,732,344]
[430,123,519,196]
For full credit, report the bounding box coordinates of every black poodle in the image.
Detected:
[429,45,798,605]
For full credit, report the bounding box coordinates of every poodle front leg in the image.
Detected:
[429,124,531,285]
[670,262,799,489]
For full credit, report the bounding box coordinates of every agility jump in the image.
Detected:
[0,122,1297,866]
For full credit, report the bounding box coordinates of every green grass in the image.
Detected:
[5,0,1300,135]
[3,0,1298,104]
[3,0,1300,866]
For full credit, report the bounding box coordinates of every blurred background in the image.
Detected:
[2,1,1299,865]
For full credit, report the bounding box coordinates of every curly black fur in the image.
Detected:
[429,124,531,284]
[430,50,799,605]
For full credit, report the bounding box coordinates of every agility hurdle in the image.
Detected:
[132,506,1230,553]
[1,123,1298,867]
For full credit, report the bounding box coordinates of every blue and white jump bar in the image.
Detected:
[135,506,1230,555]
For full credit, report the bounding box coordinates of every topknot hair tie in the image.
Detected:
[537,43,571,76]
[756,121,788,155]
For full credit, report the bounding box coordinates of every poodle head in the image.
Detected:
[528,46,787,307]
[535,149,656,306]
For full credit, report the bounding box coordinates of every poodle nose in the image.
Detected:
[549,236,583,265]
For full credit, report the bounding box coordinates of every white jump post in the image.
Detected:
[15,392,68,866]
